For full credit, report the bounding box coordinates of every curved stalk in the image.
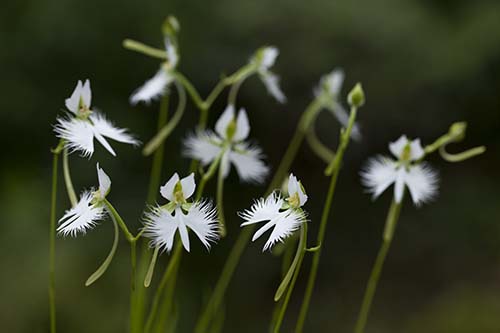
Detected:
[306,124,335,164]
[144,247,160,288]
[295,105,359,332]
[62,149,77,207]
[49,152,59,333]
[143,83,187,156]
[123,39,167,59]
[85,216,119,286]
[273,223,308,333]
[354,200,402,333]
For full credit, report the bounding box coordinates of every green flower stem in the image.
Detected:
[273,223,308,333]
[438,145,486,162]
[195,151,224,201]
[354,200,402,333]
[144,247,160,288]
[130,240,138,333]
[153,256,180,333]
[62,149,77,207]
[103,199,135,243]
[295,105,359,333]
[306,124,335,164]
[122,39,167,60]
[144,241,183,333]
[195,98,323,333]
[143,83,186,156]
[49,151,59,333]
[216,154,227,238]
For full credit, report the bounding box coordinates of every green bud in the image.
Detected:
[348,83,365,108]
[162,15,180,37]
[448,122,467,142]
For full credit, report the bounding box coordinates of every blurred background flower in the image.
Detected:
[0,0,499,332]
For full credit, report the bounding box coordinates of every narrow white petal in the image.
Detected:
[130,69,172,105]
[183,200,218,250]
[96,163,111,197]
[82,79,92,108]
[90,112,140,146]
[65,80,83,114]
[325,69,344,96]
[220,150,231,179]
[410,138,425,161]
[233,108,250,141]
[143,206,178,252]
[260,47,279,70]
[177,216,190,252]
[394,168,406,203]
[330,103,362,141]
[239,192,283,226]
[94,132,116,156]
[180,173,196,200]
[264,209,305,251]
[389,135,409,159]
[54,117,95,157]
[57,192,106,237]
[260,71,286,104]
[215,105,235,140]
[183,131,223,165]
[160,173,180,202]
[360,156,398,199]
[404,163,439,205]
[230,143,269,184]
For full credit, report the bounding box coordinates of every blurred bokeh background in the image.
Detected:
[1,0,499,332]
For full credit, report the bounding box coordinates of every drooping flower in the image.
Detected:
[143,173,219,252]
[183,105,269,183]
[250,46,286,104]
[57,163,111,236]
[130,38,178,105]
[361,135,439,205]
[239,174,308,251]
[315,69,361,140]
[54,80,139,157]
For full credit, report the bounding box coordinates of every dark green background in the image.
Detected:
[1,0,499,332]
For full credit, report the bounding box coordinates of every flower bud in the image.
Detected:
[448,122,467,142]
[162,15,180,37]
[348,83,365,108]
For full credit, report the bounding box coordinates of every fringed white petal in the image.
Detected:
[229,143,269,184]
[239,192,283,226]
[215,105,235,140]
[160,173,180,202]
[260,71,287,104]
[233,108,250,141]
[130,69,172,105]
[90,112,139,146]
[264,209,305,251]
[96,163,111,197]
[182,201,219,250]
[143,206,178,252]
[57,192,106,237]
[404,163,439,205]
[361,156,398,199]
[54,117,95,157]
[182,131,223,165]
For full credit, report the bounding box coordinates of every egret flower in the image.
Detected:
[250,46,286,104]
[143,173,219,252]
[239,174,308,251]
[361,135,439,205]
[183,105,269,183]
[315,69,361,140]
[130,38,178,105]
[54,80,139,157]
[57,164,111,236]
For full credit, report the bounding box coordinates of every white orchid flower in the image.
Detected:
[183,105,269,183]
[239,174,308,251]
[250,46,286,104]
[57,163,111,236]
[130,38,178,105]
[315,69,361,140]
[143,173,219,252]
[54,80,139,157]
[361,135,439,205]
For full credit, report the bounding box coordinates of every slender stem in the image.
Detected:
[354,200,402,333]
[62,149,77,207]
[147,93,170,204]
[130,241,138,333]
[123,39,167,60]
[195,98,322,333]
[228,79,244,106]
[103,199,135,242]
[295,106,359,333]
[195,152,224,202]
[205,78,229,110]
[306,124,335,164]
[172,71,205,110]
[144,242,183,333]
[49,152,59,333]
[143,82,186,156]
[154,255,181,333]
[216,155,227,237]
[273,223,308,333]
